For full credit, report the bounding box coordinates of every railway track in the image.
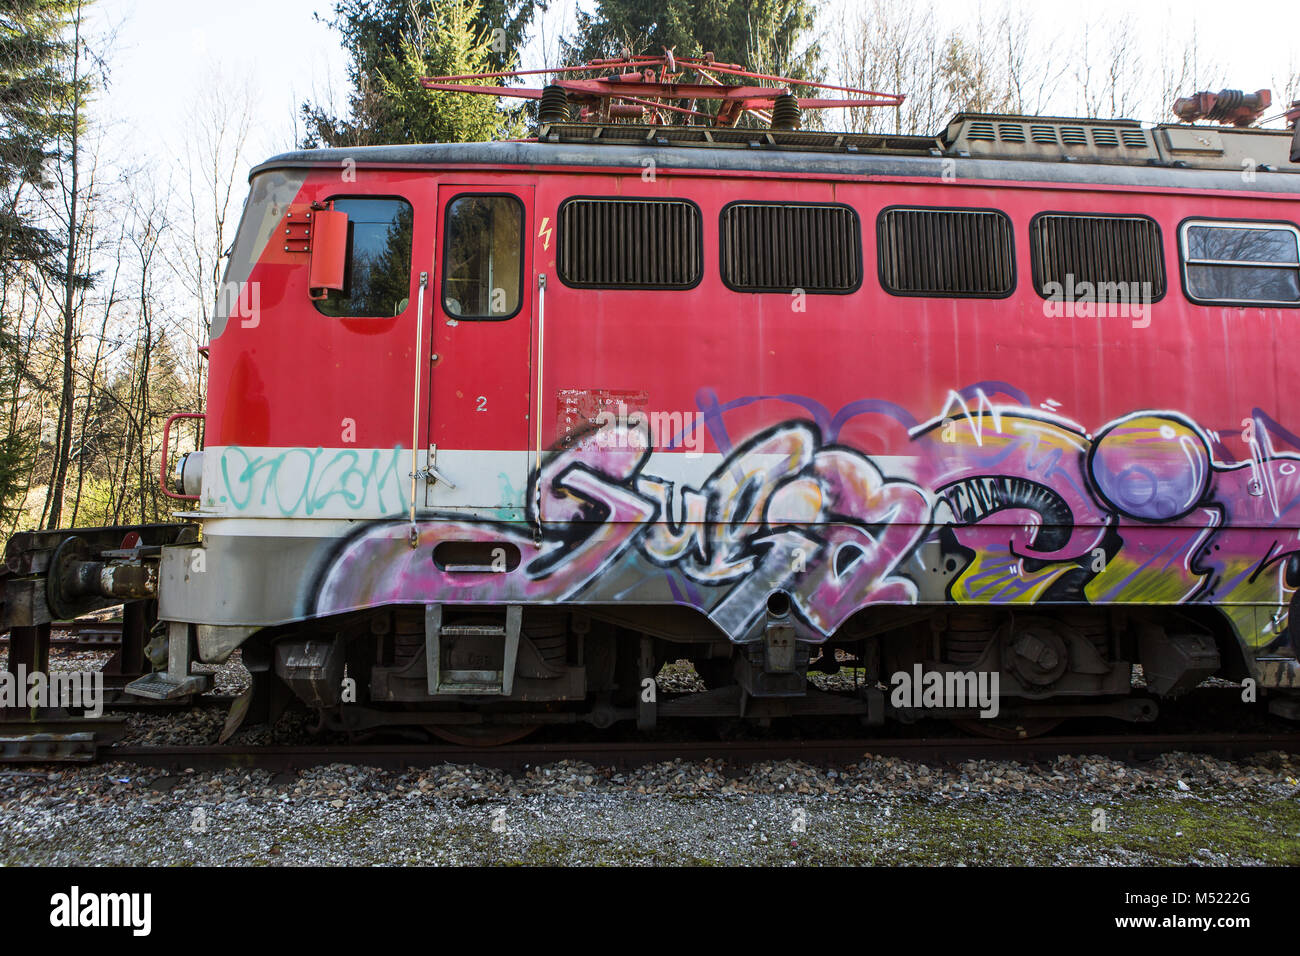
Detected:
[0,695,238,762]
[0,619,125,648]
[3,632,1298,769]
[88,730,1300,772]
[2,701,1297,767]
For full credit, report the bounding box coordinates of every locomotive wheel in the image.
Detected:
[427,724,540,746]
[950,716,1064,739]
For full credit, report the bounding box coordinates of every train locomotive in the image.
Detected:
[5,60,1300,743]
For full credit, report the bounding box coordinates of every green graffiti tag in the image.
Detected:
[216,446,408,517]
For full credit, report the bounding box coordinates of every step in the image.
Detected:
[123,672,211,700]
[426,604,521,696]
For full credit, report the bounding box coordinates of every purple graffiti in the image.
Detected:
[313,389,1300,653]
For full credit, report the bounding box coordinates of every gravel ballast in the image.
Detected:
[2,751,1298,866]
[4,651,1298,865]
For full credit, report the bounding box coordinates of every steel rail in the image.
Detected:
[100,732,1300,773]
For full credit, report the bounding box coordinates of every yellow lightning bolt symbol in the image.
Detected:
[538,216,552,251]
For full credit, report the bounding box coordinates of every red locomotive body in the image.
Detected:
[12,90,1300,739]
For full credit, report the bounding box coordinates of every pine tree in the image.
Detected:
[374,0,524,144]
[0,0,90,530]
[0,0,77,269]
[563,0,822,83]
[302,0,541,147]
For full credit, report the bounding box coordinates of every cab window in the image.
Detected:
[442,194,524,319]
[314,197,414,318]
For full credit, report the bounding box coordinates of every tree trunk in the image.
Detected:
[44,2,84,530]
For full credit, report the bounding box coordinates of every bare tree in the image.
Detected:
[43,0,90,529]
[168,68,253,413]
[830,0,1066,135]
[1073,18,1142,119]
[833,0,946,135]
[996,4,1067,117]
[523,0,574,80]
[67,214,127,528]
[1270,56,1299,128]
[825,1,1240,131]
[1150,25,1223,124]
[125,186,166,522]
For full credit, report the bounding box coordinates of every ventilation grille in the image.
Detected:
[1031,214,1165,297]
[1060,126,1089,146]
[946,116,1162,164]
[558,199,701,288]
[997,123,1026,143]
[878,208,1015,297]
[721,204,861,292]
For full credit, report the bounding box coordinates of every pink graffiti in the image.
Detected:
[313,393,1300,652]
[315,419,929,642]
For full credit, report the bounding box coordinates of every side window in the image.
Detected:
[442,194,523,319]
[558,198,702,289]
[720,203,861,293]
[1030,214,1165,300]
[877,207,1015,298]
[1181,220,1300,306]
[314,197,413,317]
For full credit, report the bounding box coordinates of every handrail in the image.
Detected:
[409,272,429,543]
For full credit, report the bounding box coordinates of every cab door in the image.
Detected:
[425,185,534,513]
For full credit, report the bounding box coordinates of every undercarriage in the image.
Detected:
[243,600,1249,743]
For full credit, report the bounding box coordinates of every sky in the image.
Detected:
[90,0,1298,199]
[95,0,348,163]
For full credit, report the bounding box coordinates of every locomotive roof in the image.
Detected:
[253,140,1299,195]
[254,113,1300,194]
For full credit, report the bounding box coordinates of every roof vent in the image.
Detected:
[941,113,1176,166]
[1120,128,1147,148]
[998,123,1026,143]
[1060,126,1088,146]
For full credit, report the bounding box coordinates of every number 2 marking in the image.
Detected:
[476,396,487,412]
